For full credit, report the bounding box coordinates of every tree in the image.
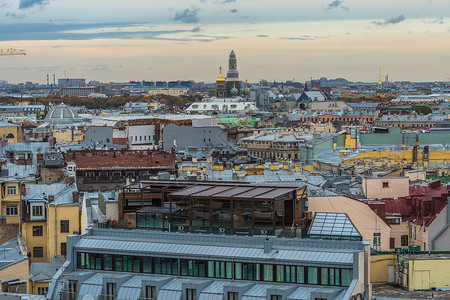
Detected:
[413,105,432,115]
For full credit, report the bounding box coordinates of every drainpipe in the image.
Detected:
[55,205,58,257]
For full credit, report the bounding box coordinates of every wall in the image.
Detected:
[362,177,410,199]
[163,124,231,151]
[309,196,391,251]
[0,260,30,293]
[405,257,450,290]
[428,204,450,250]
[83,126,114,147]
[128,125,156,146]
[0,219,19,243]
[370,254,396,283]
[1,182,21,224]
[22,204,80,263]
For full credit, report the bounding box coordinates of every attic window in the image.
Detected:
[382,182,389,188]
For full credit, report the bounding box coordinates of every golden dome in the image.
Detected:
[216,66,226,83]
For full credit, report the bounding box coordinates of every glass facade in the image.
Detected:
[171,198,291,236]
[76,252,353,287]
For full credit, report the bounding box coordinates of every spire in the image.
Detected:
[378,67,382,90]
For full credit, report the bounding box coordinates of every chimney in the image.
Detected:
[264,238,273,253]
[72,192,79,203]
[48,195,54,203]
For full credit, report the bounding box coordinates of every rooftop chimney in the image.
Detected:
[264,238,273,253]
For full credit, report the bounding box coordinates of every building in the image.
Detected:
[119,180,308,237]
[163,123,232,151]
[308,195,391,251]
[225,50,242,97]
[58,78,85,88]
[147,88,188,97]
[374,112,449,130]
[0,121,25,143]
[21,181,80,263]
[64,149,176,192]
[60,86,96,97]
[240,129,340,162]
[0,234,29,294]
[186,97,258,115]
[46,227,371,300]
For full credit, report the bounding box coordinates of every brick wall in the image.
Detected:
[0,219,19,244]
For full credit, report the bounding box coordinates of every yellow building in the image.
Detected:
[21,182,80,263]
[1,180,22,224]
[52,127,84,145]
[0,121,24,143]
[397,253,450,290]
[0,235,30,294]
[308,195,392,251]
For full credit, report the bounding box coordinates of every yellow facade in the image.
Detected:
[370,254,396,283]
[342,147,450,165]
[1,182,22,224]
[52,128,84,145]
[400,256,450,290]
[0,123,24,143]
[22,204,80,263]
[0,260,30,293]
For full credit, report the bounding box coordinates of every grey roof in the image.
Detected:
[52,272,348,300]
[0,236,27,271]
[44,103,82,123]
[23,181,78,205]
[30,256,66,282]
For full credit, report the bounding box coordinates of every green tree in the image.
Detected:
[413,105,432,115]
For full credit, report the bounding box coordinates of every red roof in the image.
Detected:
[369,180,449,227]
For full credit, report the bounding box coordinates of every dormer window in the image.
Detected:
[32,205,44,217]
[7,186,17,196]
[186,289,197,300]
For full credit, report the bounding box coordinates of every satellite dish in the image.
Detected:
[82,295,95,300]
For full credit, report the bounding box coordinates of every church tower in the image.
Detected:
[216,66,226,97]
[378,67,383,90]
[225,50,242,96]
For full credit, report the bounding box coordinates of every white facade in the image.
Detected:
[128,125,157,146]
[186,100,258,114]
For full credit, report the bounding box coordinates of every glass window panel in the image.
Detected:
[276,265,284,282]
[226,262,233,279]
[208,261,214,278]
[341,269,352,286]
[143,257,152,273]
[264,264,273,281]
[308,267,318,284]
[105,254,113,271]
[321,268,328,285]
[235,263,242,280]
[296,266,304,283]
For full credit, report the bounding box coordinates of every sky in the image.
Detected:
[0,0,449,84]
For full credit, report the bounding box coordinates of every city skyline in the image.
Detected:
[0,0,448,84]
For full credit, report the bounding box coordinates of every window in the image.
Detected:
[227,292,238,300]
[33,247,43,258]
[373,233,381,246]
[32,205,44,217]
[414,226,416,239]
[33,226,43,236]
[382,182,389,188]
[61,242,67,256]
[112,172,121,180]
[68,280,78,296]
[37,287,48,296]
[146,286,156,300]
[186,289,197,300]
[6,204,18,216]
[7,186,17,195]
[61,220,70,233]
[423,242,426,251]
[85,172,95,180]
[409,225,412,238]
[390,238,395,249]
[106,283,116,300]
[126,171,135,178]
[270,296,282,300]
[401,235,408,246]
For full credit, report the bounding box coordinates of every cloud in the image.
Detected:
[281,35,331,40]
[229,8,238,13]
[257,34,269,38]
[5,12,26,19]
[173,6,199,23]
[372,15,406,26]
[222,0,236,3]
[18,0,48,9]
[0,22,207,41]
[90,65,109,72]
[324,0,349,11]
[426,17,444,24]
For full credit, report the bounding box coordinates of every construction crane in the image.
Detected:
[0,48,26,56]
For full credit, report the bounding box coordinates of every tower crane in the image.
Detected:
[0,48,26,56]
